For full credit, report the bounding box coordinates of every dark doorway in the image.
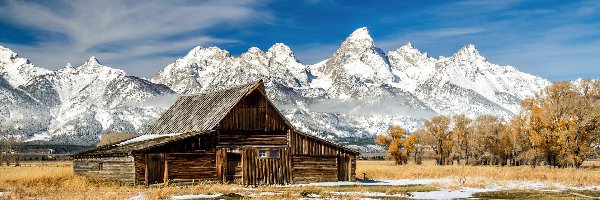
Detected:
[226,153,242,183]
[337,155,350,181]
[146,153,165,184]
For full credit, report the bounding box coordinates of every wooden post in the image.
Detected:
[163,153,169,186]
[222,148,228,183]
[144,154,149,186]
[216,148,223,183]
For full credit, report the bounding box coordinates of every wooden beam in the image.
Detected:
[163,153,169,186]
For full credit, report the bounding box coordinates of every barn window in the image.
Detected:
[98,162,103,170]
[269,150,279,158]
[258,150,267,157]
[258,150,279,158]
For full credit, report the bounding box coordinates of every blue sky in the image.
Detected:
[0,0,599,81]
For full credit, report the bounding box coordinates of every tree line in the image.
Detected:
[376,80,600,168]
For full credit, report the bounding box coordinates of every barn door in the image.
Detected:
[146,153,165,185]
[226,153,242,183]
[337,155,350,181]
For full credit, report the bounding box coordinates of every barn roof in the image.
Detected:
[73,131,212,156]
[144,80,263,134]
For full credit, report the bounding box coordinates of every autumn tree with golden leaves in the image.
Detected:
[420,116,453,165]
[375,125,416,165]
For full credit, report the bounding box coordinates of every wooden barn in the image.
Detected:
[72,80,358,185]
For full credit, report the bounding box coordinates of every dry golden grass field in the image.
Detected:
[1,160,599,199]
[357,160,600,187]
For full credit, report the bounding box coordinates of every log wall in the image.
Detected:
[73,156,135,183]
[292,155,338,183]
[166,152,217,182]
[218,130,288,146]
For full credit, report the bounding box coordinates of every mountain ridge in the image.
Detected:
[0,49,174,145]
[1,27,551,150]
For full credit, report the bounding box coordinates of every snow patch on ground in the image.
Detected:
[127,192,145,200]
[331,191,409,198]
[283,179,453,187]
[171,193,223,199]
[129,178,600,200]
[410,189,491,199]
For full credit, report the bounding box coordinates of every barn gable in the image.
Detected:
[145,81,266,134]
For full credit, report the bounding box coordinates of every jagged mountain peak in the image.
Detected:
[266,43,300,63]
[77,56,125,75]
[59,63,77,73]
[267,43,293,54]
[240,47,267,65]
[0,45,19,63]
[0,45,49,87]
[84,56,101,66]
[451,44,486,62]
[347,27,372,41]
[240,47,266,61]
[395,42,429,58]
[339,27,377,52]
[400,42,415,49]
[0,45,32,66]
[246,46,264,54]
[180,46,232,64]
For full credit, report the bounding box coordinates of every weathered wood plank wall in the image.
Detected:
[241,148,291,185]
[166,152,217,182]
[133,154,145,184]
[218,130,287,146]
[220,90,289,131]
[73,156,135,183]
[291,155,338,183]
[289,131,357,182]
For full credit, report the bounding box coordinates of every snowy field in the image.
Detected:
[157,179,600,199]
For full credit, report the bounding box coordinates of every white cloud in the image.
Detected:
[307,98,437,119]
[0,0,269,77]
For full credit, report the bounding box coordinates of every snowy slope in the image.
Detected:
[0,46,174,145]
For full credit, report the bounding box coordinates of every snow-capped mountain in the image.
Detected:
[310,27,395,99]
[1,27,551,149]
[0,46,174,145]
[152,27,550,150]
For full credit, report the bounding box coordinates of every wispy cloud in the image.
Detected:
[0,0,269,77]
[307,98,437,119]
